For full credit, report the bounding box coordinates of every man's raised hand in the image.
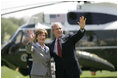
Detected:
[78,16,86,30]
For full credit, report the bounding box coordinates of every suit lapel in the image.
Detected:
[61,34,65,44]
[51,35,66,57]
[34,44,49,57]
[51,39,55,53]
[51,39,59,57]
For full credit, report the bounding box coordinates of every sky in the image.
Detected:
[1,0,118,18]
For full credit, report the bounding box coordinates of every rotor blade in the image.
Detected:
[1,1,71,16]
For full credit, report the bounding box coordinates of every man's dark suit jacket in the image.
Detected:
[48,30,85,78]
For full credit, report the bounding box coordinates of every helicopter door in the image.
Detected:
[9,31,24,54]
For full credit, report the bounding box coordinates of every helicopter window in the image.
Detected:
[50,14,65,24]
[67,12,117,25]
[88,35,93,41]
[21,31,30,45]
[87,35,97,42]
[15,31,23,44]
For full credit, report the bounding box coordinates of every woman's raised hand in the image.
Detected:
[28,30,35,43]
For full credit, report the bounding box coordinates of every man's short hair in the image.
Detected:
[51,22,63,30]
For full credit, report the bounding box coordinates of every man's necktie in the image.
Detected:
[57,39,62,58]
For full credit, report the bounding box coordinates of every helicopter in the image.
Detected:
[1,1,117,76]
[27,1,117,71]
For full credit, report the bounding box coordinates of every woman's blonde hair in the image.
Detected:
[35,29,48,41]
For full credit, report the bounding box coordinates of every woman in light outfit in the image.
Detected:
[26,29,51,78]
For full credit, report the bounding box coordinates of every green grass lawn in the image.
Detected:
[1,66,117,78]
[80,70,117,78]
[1,66,29,78]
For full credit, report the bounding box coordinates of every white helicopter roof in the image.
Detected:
[35,23,50,29]
[76,2,117,15]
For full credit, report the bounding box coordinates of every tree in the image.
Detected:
[8,17,25,26]
[1,17,25,44]
[1,18,18,44]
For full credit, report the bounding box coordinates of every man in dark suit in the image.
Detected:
[48,16,86,78]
